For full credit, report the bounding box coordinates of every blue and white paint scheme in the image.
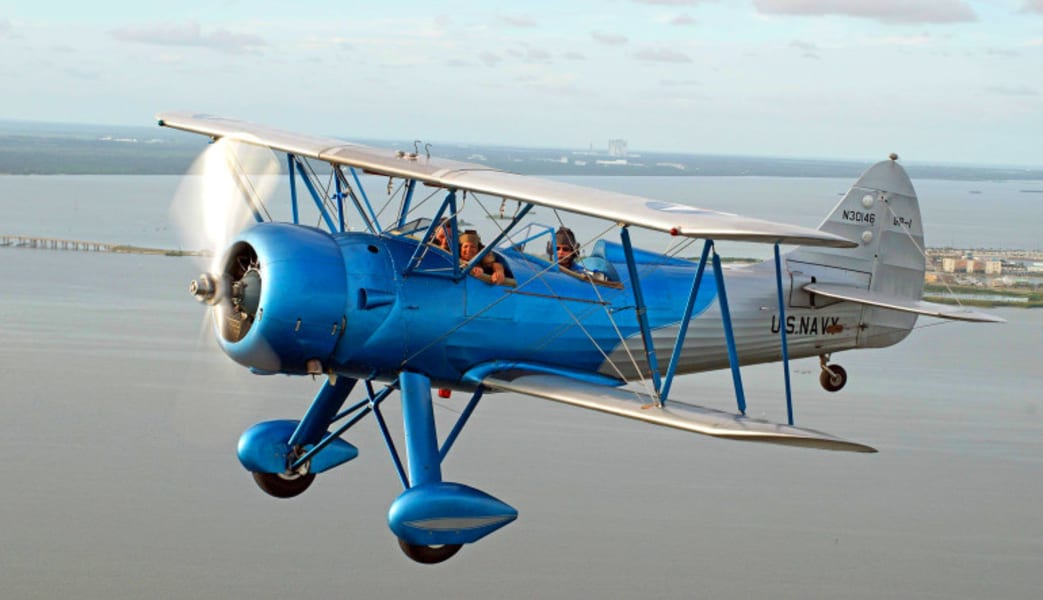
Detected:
[158,113,1001,564]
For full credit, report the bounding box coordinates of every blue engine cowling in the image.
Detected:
[211,223,348,375]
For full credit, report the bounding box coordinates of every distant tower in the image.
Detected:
[608,139,627,158]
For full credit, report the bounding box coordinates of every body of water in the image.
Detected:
[1,172,1041,599]
[2,170,1041,253]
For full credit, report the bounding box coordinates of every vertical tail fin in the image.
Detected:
[787,156,925,347]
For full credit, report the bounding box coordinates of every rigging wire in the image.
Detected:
[881,198,966,332]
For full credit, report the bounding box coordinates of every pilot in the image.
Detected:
[460,230,505,285]
[551,226,609,282]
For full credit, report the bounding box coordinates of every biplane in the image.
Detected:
[157,112,1001,563]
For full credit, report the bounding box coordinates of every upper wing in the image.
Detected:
[804,283,1005,323]
[157,112,856,248]
[474,369,875,453]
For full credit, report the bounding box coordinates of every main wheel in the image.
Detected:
[252,471,315,498]
[819,364,848,392]
[397,538,462,564]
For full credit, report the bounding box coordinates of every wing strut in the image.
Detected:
[773,243,795,425]
[333,172,346,232]
[287,154,300,225]
[712,247,747,415]
[619,226,663,399]
[660,239,713,405]
[291,156,338,233]
[397,179,417,229]
[405,190,460,279]
[347,167,383,233]
[465,202,533,276]
[622,235,750,417]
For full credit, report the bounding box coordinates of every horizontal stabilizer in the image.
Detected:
[804,283,1005,323]
[480,371,876,453]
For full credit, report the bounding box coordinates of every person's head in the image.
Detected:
[433,219,452,249]
[459,230,482,261]
[554,227,578,268]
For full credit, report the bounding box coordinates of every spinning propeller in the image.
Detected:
[171,137,280,342]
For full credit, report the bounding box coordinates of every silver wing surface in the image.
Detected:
[157,112,856,248]
[804,283,1006,323]
[479,371,876,453]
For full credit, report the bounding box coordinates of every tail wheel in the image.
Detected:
[819,364,847,392]
[397,539,462,564]
[251,471,316,498]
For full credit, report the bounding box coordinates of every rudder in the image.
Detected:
[786,156,925,347]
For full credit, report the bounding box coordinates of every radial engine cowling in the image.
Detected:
[202,223,348,375]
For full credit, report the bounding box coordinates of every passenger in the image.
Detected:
[460,230,505,284]
[432,218,452,252]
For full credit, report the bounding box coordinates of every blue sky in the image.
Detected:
[1,0,1041,166]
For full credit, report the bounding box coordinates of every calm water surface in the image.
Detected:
[1,175,1041,599]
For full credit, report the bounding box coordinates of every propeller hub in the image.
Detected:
[189,273,219,304]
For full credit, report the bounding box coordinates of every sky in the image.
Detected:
[1,0,1042,166]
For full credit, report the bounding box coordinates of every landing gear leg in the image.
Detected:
[387,373,516,564]
[819,354,847,392]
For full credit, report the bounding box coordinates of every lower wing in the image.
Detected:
[469,368,876,453]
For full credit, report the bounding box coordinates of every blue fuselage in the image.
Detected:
[220,224,871,386]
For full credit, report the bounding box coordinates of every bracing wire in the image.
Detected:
[882,199,965,332]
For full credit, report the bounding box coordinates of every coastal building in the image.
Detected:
[941,257,1001,274]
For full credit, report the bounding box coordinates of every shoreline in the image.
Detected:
[4,236,1038,309]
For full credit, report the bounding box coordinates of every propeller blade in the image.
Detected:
[170,137,280,272]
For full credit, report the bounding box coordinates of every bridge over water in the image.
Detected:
[1,235,115,251]
[0,235,202,256]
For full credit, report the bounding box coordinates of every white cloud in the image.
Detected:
[0,17,14,39]
[634,47,692,62]
[871,34,934,46]
[1022,0,1043,14]
[109,21,266,54]
[753,0,978,24]
[986,85,1038,96]
[298,35,352,52]
[516,71,580,96]
[504,44,554,64]
[660,78,701,87]
[524,47,553,63]
[790,39,821,58]
[478,50,502,67]
[671,14,698,26]
[632,0,712,5]
[498,15,538,28]
[592,31,629,45]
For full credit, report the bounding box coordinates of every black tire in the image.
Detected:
[397,538,463,564]
[251,471,315,498]
[819,364,847,392]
